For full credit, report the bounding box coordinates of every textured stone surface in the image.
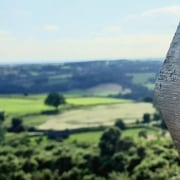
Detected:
[154,22,180,152]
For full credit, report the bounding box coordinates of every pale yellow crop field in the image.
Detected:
[38,102,155,130]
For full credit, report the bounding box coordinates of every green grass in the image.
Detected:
[65,127,160,144]
[122,127,159,141]
[65,131,103,144]
[0,95,130,117]
[0,96,53,117]
[66,97,131,105]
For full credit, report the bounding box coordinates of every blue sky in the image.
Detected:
[0,0,180,63]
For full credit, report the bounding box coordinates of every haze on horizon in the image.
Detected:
[0,0,180,63]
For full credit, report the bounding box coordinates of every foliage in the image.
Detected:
[143,96,153,103]
[0,123,178,180]
[0,111,5,142]
[153,112,161,121]
[9,118,25,133]
[0,111,5,122]
[138,130,147,138]
[45,93,66,109]
[143,113,151,123]
[114,118,126,130]
[99,127,121,156]
[0,125,5,142]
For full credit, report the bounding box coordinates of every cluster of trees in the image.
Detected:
[0,124,179,180]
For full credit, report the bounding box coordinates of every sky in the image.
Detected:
[0,0,180,63]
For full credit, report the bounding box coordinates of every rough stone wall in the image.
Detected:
[154,22,180,152]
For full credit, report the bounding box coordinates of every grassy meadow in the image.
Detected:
[0,95,53,117]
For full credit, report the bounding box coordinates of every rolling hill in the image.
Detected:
[0,60,161,99]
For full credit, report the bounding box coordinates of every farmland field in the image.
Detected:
[66,96,131,105]
[0,95,131,116]
[0,96,53,117]
[38,102,155,130]
[0,95,134,126]
[0,95,156,130]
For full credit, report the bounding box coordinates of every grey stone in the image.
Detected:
[154,22,180,152]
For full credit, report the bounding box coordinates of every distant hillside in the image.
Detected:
[0,60,161,99]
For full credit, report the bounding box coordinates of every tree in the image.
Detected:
[114,119,126,130]
[0,111,5,141]
[153,113,161,121]
[10,118,25,133]
[99,127,121,156]
[143,113,150,123]
[0,124,5,142]
[143,97,153,103]
[0,111,5,122]
[45,93,66,110]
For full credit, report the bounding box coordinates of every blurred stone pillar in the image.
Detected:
[154,22,180,152]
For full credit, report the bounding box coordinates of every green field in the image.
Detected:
[66,131,103,144]
[66,97,131,105]
[0,95,156,130]
[0,95,127,116]
[0,95,133,126]
[0,96,53,117]
[65,127,164,144]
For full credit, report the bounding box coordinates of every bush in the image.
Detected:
[114,119,126,130]
[143,113,151,123]
[138,130,147,138]
[99,127,121,156]
[112,152,128,172]
[116,137,135,152]
[9,118,25,133]
[0,111,5,122]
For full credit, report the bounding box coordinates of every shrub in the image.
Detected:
[9,118,25,133]
[99,127,121,156]
[114,119,126,130]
